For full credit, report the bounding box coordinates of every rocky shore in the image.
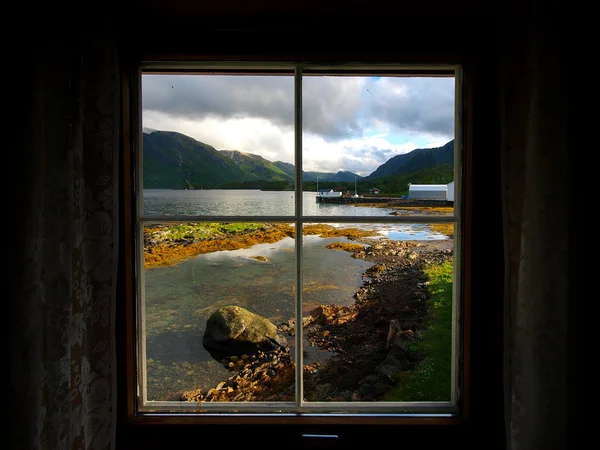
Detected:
[178,237,454,403]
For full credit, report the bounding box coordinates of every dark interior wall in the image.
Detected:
[6,2,509,448]
[116,4,506,450]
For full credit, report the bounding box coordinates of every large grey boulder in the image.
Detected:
[202,305,288,358]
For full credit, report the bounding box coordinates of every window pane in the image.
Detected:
[301,222,455,403]
[136,67,461,414]
[143,221,296,403]
[142,74,295,217]
[302,75,455,216]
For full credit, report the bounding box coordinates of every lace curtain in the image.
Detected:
[7,7,569,450]
[9,35,120,449]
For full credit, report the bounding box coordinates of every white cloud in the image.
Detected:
[142,73,455,176]
[302,132,421,176]
[143,111,295,163]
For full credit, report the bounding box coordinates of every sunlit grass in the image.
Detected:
[144,222,268,242]
[383,259,453,402]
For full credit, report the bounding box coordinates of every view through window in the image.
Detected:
[136,66,462,415]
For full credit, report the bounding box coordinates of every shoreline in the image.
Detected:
[143,223,381,269]
[176,237,454,403]
[143,220,453,270]
[141,209,455,402]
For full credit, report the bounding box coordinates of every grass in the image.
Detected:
[144,222,266,242]
[382,258,454,401]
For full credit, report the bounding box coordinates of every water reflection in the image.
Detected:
[144,234,372,400]
[143,189,450,217]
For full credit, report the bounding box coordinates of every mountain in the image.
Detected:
[366,140,454,179]
[273,161,296,178]
[304,171,363,182]
[219,150,293,182]
[143,130,259,189]
[142,129,450,191]
[272,162,363,182]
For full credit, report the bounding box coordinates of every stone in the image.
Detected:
[202,305,288,359]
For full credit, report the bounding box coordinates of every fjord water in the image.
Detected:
[142,189,449,401]
[143,188,394,216]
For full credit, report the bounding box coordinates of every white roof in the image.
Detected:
[408,184,448,191]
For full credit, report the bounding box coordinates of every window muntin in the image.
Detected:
[135,65,462,416]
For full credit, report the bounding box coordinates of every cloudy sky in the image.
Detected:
[142,74,455,176]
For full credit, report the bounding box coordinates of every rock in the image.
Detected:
[309,305,357,326]
[376,355,408,383]
[202,305,288,359]
[379,355,406,370]
[376,364,403,384]
[358,375,390,399]
[386,319,403,346]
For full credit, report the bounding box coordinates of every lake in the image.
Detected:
[142,189,450,401]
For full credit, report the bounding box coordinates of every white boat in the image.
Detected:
[316,176,342,198]
[317,188,342,198]
[353,176,360,197]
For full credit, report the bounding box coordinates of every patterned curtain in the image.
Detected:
[499,4,569,450]
[9,33,120,449]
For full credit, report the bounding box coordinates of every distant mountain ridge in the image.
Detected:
[270,161,361,182]
[220,150,293,182]
[365,140,454,180]
[142,130,258,189]
[142,129,453,189]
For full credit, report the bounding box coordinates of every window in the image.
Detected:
[125,62,467,422]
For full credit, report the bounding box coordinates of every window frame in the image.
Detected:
[119,58,472,427]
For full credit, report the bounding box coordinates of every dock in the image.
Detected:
[316,196,453,207]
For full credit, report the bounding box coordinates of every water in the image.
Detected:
[142,189,450,400]
[144,188,398,216]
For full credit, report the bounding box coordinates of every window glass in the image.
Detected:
[137,67,459,414]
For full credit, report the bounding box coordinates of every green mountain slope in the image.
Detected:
[143,131,259,188]
[366,140,454,179]
[220,150,293,182]
[273,161,296,178]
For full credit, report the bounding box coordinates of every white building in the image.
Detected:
[408,183,448,200]
[447,181,454,202]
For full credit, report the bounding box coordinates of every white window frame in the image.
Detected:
[132,62,464,418]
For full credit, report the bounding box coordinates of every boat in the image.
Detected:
[316,176,342,198]
[317,189,342,198]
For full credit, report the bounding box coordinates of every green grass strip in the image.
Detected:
[149,222,265,241]
[383,258,454,401]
